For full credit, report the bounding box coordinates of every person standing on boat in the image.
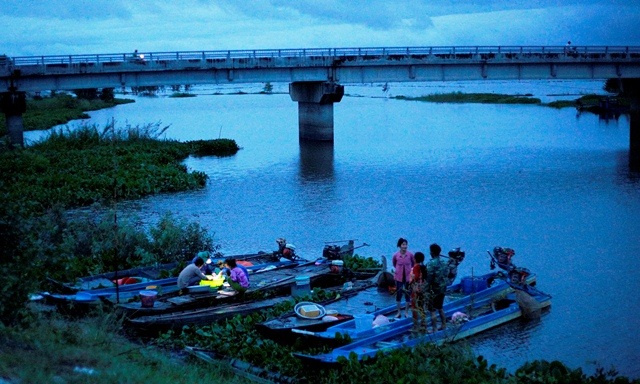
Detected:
[410,251,428,331]
[392,237,415,318]
[177,257,214,292]
[224,258,250,294]
[427,243,448,331]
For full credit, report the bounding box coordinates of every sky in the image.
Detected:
[1,0,639,57]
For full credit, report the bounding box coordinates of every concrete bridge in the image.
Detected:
[2,45,640,167]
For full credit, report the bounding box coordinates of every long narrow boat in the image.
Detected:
[254,272,394,343]
[46,250,292,294]
[126,273,384,335]
[40,259,301,308]
[298,270,534,346]
[114,260,360,319]
[294,286,552,365]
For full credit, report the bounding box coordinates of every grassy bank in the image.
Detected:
[0,123,238,325]
[0,123,238,215]
[2,296,635,384]
[0,308,243,384]
[0,93,135,134]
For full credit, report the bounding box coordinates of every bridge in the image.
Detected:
[2,45,640,167]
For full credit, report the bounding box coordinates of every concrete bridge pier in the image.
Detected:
[622,79,640,171]
[0,91,27,148]
[289,81,344,141]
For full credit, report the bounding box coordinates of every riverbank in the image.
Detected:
[0,93,135,134]
[0,306,242,384]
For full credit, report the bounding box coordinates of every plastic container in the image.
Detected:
[291,275,311,297]
[139,290,158,308]
[200,277,225,287]
[461,276,489,294]
[354,314,374,332]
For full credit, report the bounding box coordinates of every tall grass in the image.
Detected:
[0,308,243,384]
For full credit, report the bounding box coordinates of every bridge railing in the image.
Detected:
[5,46,639,67]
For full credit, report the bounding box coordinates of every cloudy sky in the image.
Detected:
[1,0,639,57]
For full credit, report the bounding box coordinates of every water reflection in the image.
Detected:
[467,312,550,372]
[298,140,334,182]
[615,151,640,185]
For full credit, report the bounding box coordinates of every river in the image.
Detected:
[27,80,640,379]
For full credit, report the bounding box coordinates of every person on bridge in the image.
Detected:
[564,41,576,55]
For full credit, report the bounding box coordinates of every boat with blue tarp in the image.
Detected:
[294,284,552,365]
[296,269,534,346]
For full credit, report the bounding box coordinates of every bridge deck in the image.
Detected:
[2,46,640,91]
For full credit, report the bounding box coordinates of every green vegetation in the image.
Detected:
[0,93,134,134]
[169,92,197,98]
[0,310,245,384]
[153,293,636,384]
[0,122,239,325]
[394,92,542,105]
[546,100,577,108]
[393,91,632,113]
[1,122,239,214]
[261,82,274,94]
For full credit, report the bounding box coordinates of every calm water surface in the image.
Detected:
[29,80,640,378]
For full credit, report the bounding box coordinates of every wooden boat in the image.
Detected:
[39,258,304,314]
[296,270,535,346]
[127,296,288,335]
[126,274,384,335]
[46,250,293,294]
[294,285,552,365]
[114,260,362,319]
[255,272,395,343]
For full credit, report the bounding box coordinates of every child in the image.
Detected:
[410,251,428,331]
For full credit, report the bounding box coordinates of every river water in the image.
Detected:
[27,80,640,379]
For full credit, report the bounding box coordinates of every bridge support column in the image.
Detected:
[289,81,344,142]
[1,91,27,148]
[622,79,640,171]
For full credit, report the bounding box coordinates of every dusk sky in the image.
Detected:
[1,0,639,57]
